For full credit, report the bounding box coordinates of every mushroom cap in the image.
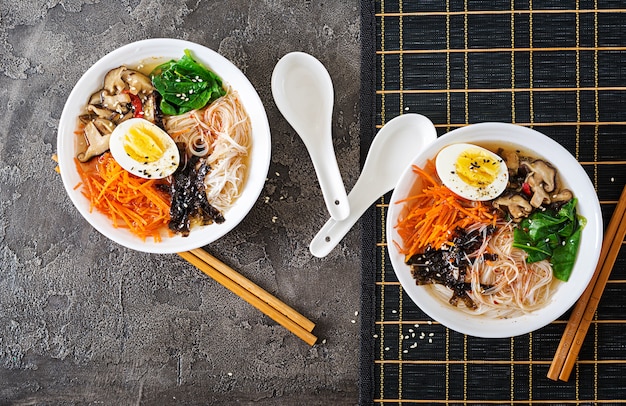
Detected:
[76,121,111,162]
[522,159,557,192]
[103,66,128,94]
[121,70,154,95]
[100,90,131,113]
[493,194,533,219]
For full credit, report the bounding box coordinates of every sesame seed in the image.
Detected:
[403,349,408,354]
[385,347,390,351]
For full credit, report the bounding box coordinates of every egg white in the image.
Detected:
[435,143,508,201]
[109,118,180,179]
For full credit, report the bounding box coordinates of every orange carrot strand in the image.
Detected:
[394,163,499,260]
[74,153,171,241]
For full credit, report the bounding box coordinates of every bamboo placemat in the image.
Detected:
[359,1,626,404]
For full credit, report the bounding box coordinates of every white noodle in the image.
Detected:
[426,222,559,319]
[164,89,251,213]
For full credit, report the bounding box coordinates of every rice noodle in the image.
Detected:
[164,89,251,213]
[427,221,558,318]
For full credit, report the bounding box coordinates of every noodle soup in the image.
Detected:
[57,39,271,254]
[387,123,602,337]
[396,153,570,319]
[72,51,251,242]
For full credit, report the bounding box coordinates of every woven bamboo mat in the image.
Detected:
[359,1,626,404]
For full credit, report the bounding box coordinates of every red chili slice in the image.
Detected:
[128,93,143,118]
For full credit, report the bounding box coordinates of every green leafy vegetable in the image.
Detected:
[512,198,585,282]
[151,49,227,116]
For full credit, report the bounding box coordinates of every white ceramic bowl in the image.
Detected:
[57,39,271,254]
[387,123,602,338]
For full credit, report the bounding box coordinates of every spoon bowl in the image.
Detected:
[309,113,437,257]
[271,52,350,221]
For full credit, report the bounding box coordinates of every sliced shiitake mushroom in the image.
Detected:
[493,194,533,220]
[92,118,116,135]
[103,66,127,94]
[77,121,111,162]
[99,90,131,113]
[87,104,119,121]
[121,69,154,96]
[522,160,557,192]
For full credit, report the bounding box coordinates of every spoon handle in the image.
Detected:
[310,176,386,258]
[307,138,350,221]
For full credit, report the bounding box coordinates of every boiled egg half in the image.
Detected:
[109,118,180,179]
[435,143,508,201]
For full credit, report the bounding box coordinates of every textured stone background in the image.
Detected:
[0,1,361,404]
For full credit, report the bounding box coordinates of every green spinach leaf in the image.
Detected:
[513,198,584,282]
[551,219,584,281]
[513,227,551,262]
[151,49,226,116]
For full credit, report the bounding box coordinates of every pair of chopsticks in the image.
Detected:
[547,184,626,381]
[178,248,317,346]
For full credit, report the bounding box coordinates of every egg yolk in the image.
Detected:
[455,149,500,187]
[123,124,167,163]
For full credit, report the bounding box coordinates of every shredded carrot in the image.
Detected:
[394,161,498,261]
[75,153,171,242]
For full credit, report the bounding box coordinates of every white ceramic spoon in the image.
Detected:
[271,52,350,221]
[309,113,437,258]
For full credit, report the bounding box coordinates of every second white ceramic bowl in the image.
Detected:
[387,123,602,338]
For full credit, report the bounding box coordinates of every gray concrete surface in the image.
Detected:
[0,1,362,404]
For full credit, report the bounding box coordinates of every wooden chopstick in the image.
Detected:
[547,184,626,381]
[178,249,317,346]
[189,248,316,332]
